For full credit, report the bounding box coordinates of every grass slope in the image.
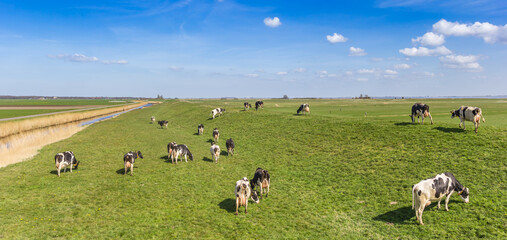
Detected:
[0,99,505,239]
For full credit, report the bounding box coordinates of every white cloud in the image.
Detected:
[433,19,507,44]
[317,70,329,78]
[356,78,368,81]
[102,60,128,65]
[399,46,452,56]
[412,32,445,46]
[385,69,398,75]
[276,72,288,75]
[264,17,282,28]
[424,72,435,77]
[326,33,348,43]
[439,54,483,71]
[345,71,353,76]
[294,67,307,73]
[349,47,367,56]
[394,63,411,69]
[245,73,259,78]
[48,53,98,62]
[357,68,375,74]
[168,66,184,71]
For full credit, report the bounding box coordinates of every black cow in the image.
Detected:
[250,168,271,199]
[158,120,169,128]
[226,138,235,156]
[255,101,264,110]
[198,124,204,135]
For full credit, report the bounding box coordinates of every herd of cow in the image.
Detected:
[52,100,486,223]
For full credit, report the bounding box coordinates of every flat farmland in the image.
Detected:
[0,99,505,239]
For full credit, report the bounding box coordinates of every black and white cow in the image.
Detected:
[226,138,235,156]
[151,116,155,124]
[54,151,79,177]
[410,103,433,125]
[297,103,310,115]
[171,144,193,164]
[451,106,485,133]
[250,168,270,199]
[198,124,204,135]
[212,128,220,142]
[211,108,226,119]
[158,120,169,128]
[235,177,259,215]
[244,102,252,110]
[167,142,177,163]
[210,142,220,163]
[123,151,144,176]
[412,172,469,225]
[255,101,264,110]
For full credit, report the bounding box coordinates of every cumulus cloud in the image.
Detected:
[399,46,452,56]
[433,19,507,44]
[102,60,128,64]
[349,47,367,56]
[264,17,282,28]
[439,54,483,71]
[394,63,411,69]
[357,68,375,74]
[385,69,398,75]
[326,33,348,43]
[318,70,328,78]
[276,72,288,75]
[412,32,445,46]
[294,67,307,73]
[356,78,368,81]
[168,66,184,71]
[48,53,99,62]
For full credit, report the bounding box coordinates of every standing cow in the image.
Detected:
[412,172,469,225]
[226,138,235,156]
[123,151,143,176]
[210,142,220,163]
[297,103,310,115]
[255,101,264,110]
[451,106,485,133]
[198,124,204,135]
[235,177,259,215]
[54,151,79,177]
[410,103,433,125]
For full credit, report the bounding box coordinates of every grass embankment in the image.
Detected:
[0,102,147,138]
[0,99,505,239]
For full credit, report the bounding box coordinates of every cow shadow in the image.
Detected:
[116,167,139,174]
[207,139,214,143]
[372,206,414,225]
[160,155,173,163]
[220,150,228,156]
[193,132,200,136]
[394,122,413,126]
[202,157,213,162]
[434,127,465,133]
[218,198,236,213]
[50,170,59,175]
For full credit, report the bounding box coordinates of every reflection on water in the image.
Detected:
[0,103,152,168]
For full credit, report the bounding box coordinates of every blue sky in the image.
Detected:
[0,0,506,98]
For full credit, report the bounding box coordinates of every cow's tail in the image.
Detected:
[482,115,486,123]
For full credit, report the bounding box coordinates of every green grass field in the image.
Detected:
[0,109,74,119]
[0,99,505,239]
[0,99,132,106]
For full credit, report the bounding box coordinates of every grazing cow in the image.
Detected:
[198,124,204,135]
[250,168,270,199]
[297,103,310,115]
[54,151,79,177]
[235,177,259,215]
[410,103,433,125]
[412,172,469,225]
[123,151,144,176]
[226,138,235,156]
[151,116,155,123]
[167,142,177,163]
[158,120,169,128]
[451,106,485,133]
[244,102,252,110]
[210,142,221,163]
[212,128,220,142]
[171,144,194,164]
[211,108,226,119]
[255,101,264,110]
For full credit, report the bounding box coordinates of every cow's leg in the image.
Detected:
[445,193,452,211]
[266,182,270,197]
[124,163,127,175]
[462,119,466,130]
[418,201,428,225]
[421,116,425,125]
[130,163,134,176]
[235,197,239,215]
[475,118,479,133]
[437,199,441,209]
[428,113,433,124]
[245,200,248,214]
[259,184,263,199]
[184,155,187,163]
[70,163,73,173]
[57,165,62,177]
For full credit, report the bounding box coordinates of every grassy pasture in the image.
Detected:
[0,109,73,119]
[0,99,505,239]
[0,99,131,106]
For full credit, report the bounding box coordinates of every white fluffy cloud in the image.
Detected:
[102,60,127,64]
[357,68,375,74]
[326,33,347,43]
[385,69,398,75]
[394,63,411,69]
[412,32,445,46]
[439,54,483,71]
[318,70,328,78]
[399,46,452,56]
[264,17,282,28]
[433,19,507,44]
[294,67,307,73]
[349,47,367,56]
[276,72,288,75]
[48,53,98,62]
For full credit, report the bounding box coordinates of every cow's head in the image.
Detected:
[458,187,470,203]
[251,190,260,203]
[137,151,144,159]
[450,110,459,118]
